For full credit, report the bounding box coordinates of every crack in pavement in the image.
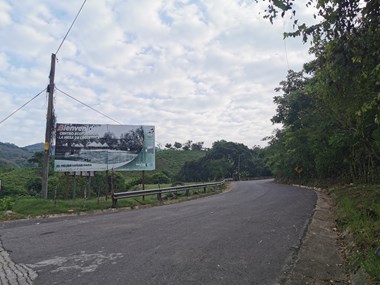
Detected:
[1,238,124,284]
[0,239,37,285]
[28,251,123,275]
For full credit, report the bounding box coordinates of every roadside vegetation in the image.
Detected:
[0,140,268,221]
[330,185,380,282]
[0,187,220,221]
[0,0,379,282]
[260,1,380,282]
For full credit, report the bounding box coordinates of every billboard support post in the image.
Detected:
[42,53,56,199]
[142,170,145,201]
[105,170,109,200]
[111,169,115,198]
[73,173,77,199]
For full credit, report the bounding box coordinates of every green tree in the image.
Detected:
[262,0,380,183]
[28,151,44,168]
[151,172,170,187]
[174,142,182,150]
[182,140,192,151]
[178,140,271,181]
[191,141,204,151]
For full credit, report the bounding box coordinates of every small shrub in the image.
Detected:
[0,197,15,211]
[26,177,42,196]
[126,177,142,190]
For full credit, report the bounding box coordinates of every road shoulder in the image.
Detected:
[284,188,349,285]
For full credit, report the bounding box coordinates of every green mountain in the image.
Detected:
[155,149,206,178]
[22,143,44,153]
[0,142,33,168]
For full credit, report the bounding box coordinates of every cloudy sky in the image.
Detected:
[0,0,316,148]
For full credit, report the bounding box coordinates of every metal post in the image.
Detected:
[83,181,87,208]
[105,170,109,200]
[111,169,115,197]
[73,173,77,199]
[142,170,145,201]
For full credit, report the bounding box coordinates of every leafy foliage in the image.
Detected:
[178,140,271,181]
[261,2,380,279]
[0,168,39,197]
[332,185,380,281]
[262,0,380,184]
[0,197,15,211]
[154,149,206,179]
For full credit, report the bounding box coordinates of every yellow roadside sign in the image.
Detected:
[295,166,303,174]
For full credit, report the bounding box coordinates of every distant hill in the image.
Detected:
[124,149,207,182]
[0,142,206,174]
[155,149,206,178]
[0,142,33,168]
[22,143,44,153]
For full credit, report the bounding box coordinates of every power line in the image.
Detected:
[55,86,122,125]
[283,36,290,70]
[55,0,87,55]
[0,89,46,125]
[283,18,290,70]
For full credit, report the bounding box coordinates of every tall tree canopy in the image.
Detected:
[263,0,380,183]
[178,140,271,181]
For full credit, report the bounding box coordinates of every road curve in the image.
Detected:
[0,179,316,285]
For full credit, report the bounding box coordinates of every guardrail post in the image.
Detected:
[112,196,117,208]
[203,186,206,193]
[185,189,189,197]
[157,193,162,201]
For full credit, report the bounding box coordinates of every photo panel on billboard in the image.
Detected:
[54,123,155,172]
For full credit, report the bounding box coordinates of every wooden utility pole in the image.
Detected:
[42,53,56,199]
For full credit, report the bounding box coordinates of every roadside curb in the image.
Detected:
[285,186,350,285]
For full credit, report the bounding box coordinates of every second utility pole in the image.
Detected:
[42,53,56,199]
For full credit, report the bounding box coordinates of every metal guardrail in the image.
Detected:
[112,180,225,208]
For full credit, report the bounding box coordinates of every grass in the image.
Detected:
[329,184,380,282]
[0,184,224,222]
[124,150,207,181]
[140,183,173,189]
[155,149,206,178]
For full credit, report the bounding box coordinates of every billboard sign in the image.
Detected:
[54,123,155,172]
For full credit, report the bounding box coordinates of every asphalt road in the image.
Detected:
[0,180,317,285]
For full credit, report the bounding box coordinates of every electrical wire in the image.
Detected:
[283,36,290,70]
[55,0,87,55]
[0,88,46,125]
[283,18,290,70]
[55,86,122,125]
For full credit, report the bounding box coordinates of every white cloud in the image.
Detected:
[0,0,11,27]
[0,0,315,148]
